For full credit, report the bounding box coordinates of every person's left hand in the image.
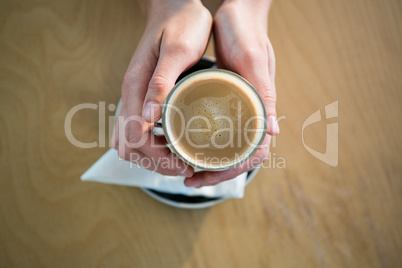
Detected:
[111,0,212,177]
[184,0,279,188]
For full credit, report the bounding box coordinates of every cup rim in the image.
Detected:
[162,69,267,171]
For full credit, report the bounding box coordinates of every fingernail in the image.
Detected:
[142,101,161,122]
[268,115,280,134]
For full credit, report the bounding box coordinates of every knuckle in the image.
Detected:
[122,67,142,94]
[205,174,220,185]
[202,7,213,24]
[166,41,194,58]
[124,123,147,148]
[122,71,134,90]
[232,41,267,70]
[238,47,262,64]
[126,133,140,146]
[126,127,148,148]
[259,145,270,159]
[157,149,172,160]
[148,74,170,95]
[178,42,192,57]
[261,88,277,105]
[158,169,175,176]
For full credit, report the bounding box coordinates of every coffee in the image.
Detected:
[163,70,266,170]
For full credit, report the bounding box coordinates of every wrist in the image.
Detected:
[222,0,272,7]
[220,0,272,17]
[217,0,271,30]
[140,0,202,18]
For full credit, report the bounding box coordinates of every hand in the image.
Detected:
[112,0,212,176]
[184,0,279,187]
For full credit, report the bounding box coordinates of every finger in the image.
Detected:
[184,167,247,188]
[110,115,119,149]
[266,40,279,136]
[134,130,195,177]
[123,49,156,121]
[267,39,276,90]
[116,109,194,176]
[235,48,279,136]
[120,37,158,148]
[118,112,194,177]
[110,103,126,149]
[184,136,271,187]
[142,35,201,123]
[116,117,194,176]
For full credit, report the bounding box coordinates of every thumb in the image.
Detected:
[235,53,279,136]
[259,75,279,136]
[142,42,199,123]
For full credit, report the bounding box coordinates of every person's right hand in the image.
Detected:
[184,0,279,188]
[111,0,212,176]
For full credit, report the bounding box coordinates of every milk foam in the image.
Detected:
[164,70,267,170]
[178,91,245,146]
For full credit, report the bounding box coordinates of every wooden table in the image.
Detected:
[1,0,401,267]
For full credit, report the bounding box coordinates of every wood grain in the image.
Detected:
[1,0,401,267]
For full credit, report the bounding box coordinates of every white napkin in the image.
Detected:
[81,148,247,198]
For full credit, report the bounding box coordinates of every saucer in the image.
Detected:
[142,167,259,209]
